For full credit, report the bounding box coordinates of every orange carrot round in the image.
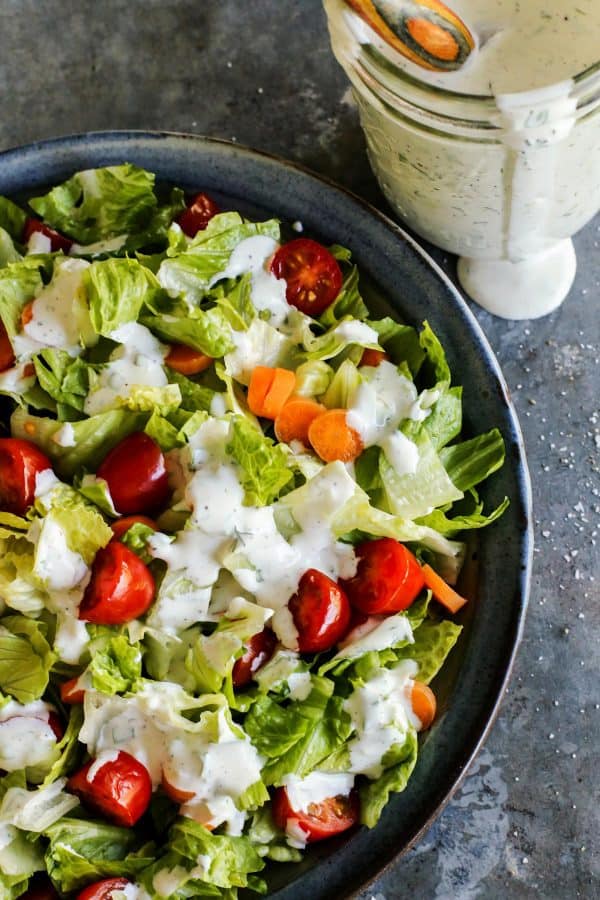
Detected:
[308,408,364,463]
[421,563,468,614]
[21,301,34,328]
[274,398,326,446]
[248,366,296,419]
[360,347,388,367]
[411,681,437,730]
[165,343,213,376]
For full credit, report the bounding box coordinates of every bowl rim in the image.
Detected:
[0,130,533,898]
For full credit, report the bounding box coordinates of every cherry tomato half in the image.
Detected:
[110,514,158,540]
[270,238,343,317]
[96,432,170,516]
[360,347,389,367]
[232,628,277,688]
[22,217,73,254]
[76,879,130,900]
[0,321,15,371]
[161,771,196,805]
[78,541,155,625]
[288,569,351,654]
[0,437,52,515]
[341,538,425,615]
[176,192,220,237]
[60,677,85,705]
[272,786,360,843]
[67,750,152,828]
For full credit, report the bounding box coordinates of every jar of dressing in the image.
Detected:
[324,0,600,319]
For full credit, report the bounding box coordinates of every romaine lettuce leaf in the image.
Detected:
[32,349,90,415]
[359,729,418,827]
[43,817,154,893]
[393,618,462,683]
[29,164,157,243]
[226,415,293,506]
[423,385,462,450]
[439,428,506,491]
[35,482,112,565]
[0,615,56,704]
[0,196,27,241]
[368,318,425,375]
[419,320,451,385]
[417,495,509,536]
[42,706,85,786]
[138,817,265,897]
[318,265,369,326]
[0,227,21,267]
[86,630,143,695]
[0,535,46,615]
[141,306,234,357]
[0,261,43,343]
[85,257,161,336]
[11,406,148,478]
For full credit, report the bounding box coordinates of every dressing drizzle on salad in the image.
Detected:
[0,165,508,899]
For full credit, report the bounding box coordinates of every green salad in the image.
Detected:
[0,165,508,900]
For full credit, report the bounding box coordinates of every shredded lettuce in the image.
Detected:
[0,615,56,704]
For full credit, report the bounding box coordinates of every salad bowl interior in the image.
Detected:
[0,131,532,899]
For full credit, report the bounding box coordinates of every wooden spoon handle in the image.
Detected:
[345,0,475,71]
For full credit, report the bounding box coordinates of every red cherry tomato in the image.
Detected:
[270,238,343,317]
[110,514,158,540]
[60,677,85,705]
[22,217,73,254]
[78,541,155,625]
[47,711,64,742]
[272,786,359,843]
[360,347,389,367]
[96,432,170,515]
[232,628,277,688]
[76,879,130,900]
[341,538,425,615]
[67,750,152,828]
[288,569,351,654]
[0,321,15,371]
[176,192,220,236]
[0,437,52,515]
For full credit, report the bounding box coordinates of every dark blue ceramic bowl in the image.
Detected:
[0,132,532,899]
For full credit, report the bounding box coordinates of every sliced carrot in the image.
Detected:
[20,301,34,328]
[247,366,296,419]
[411,681,437,730]
[360,347,389,367]
[421,563,468,614]
[0,321,15,371]
[165,343,213,376]
[308,408,364,463]
[60,677,85,705]
[274,397,326,446]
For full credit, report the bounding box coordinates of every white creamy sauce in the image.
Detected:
[51,422,77,447]
[286,671,313,701]
[111,885,152,900]
[334,611,414,660]
[28,516,88,591]
[333,319,379,345]
[347,361,421,472]
[34,468,60,499]
[344,659,420,778]
[283,771,355,813]
[81,688,261,833]
[84,322,167,415]
[211,234,291,327]
[53,610,90,664]
[224,318,292,385]
[23,258,90,353]
[0,363,35,396]
[0,700,57,771]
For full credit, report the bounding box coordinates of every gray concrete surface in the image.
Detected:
[1,1,598,897]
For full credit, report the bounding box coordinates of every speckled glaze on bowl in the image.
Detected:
[0,132,532,900]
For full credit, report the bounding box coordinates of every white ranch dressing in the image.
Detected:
[70,234,128,256]
[283,771,355,813]
[28,516,88,592]
[21,257,90,354]
[224,317,293,385]
[211,234,291,327]
[344,659,420,778]
[84,321,167,415]
[26,231,52,254]
[347,361,421,474]
[333,611,414,660]
[0,700,57,771]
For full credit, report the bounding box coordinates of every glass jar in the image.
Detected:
[324,0,600,319]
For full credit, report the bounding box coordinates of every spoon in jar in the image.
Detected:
[344,0,475,71]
